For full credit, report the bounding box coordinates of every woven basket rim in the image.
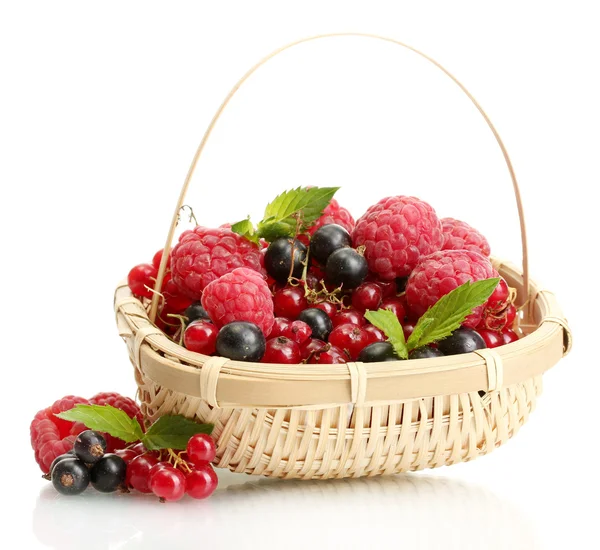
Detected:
[115,258,571,409]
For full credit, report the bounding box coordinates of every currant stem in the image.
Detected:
[166,448,193,473]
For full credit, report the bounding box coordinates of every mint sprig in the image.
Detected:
[141,415,213,451]
[56,404,213,451]
[232,186,339,243]
[364,309,408,359]
[363,277,501,358]
[406,278,500,351]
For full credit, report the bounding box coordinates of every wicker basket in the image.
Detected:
[114,34,572,480]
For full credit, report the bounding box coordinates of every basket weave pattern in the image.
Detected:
[136,373,542,479]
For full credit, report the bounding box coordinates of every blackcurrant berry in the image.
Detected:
[298,308,333,341]
[264,238,307,283]
[325,248,368,290]
[49,451,76,476]
[437,328,486,355]
[184,302,211,325]
[216,321,266,362]
[357,342,399,362]
[408,346,444,359]
[74,430,107,464]
[51,458,90,495]
[90,454,127,493]
[310,224,352,265]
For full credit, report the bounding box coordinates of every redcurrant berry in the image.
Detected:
[332,310,365,327]
[487,278,510,313]
[505,304,517,328]
[328,323,370,360]
[186,464,218,499]
[262,336,302,364]
[351,283,383,312]
[126,454,158,493]
[147,462,172,485]
[313,301,337,320]
[149,466,186,502]
[152,249,168,270]
[127,263,158,299]
[163,278,192,313]
[187,433,217,465]
[402,322,415,341]
[286,320,312,345]
[380,298,406,323]
[183,321,218,355]
[300,338,328,360]
[307,344,348,364]
[114,448,138,465]
[378,280,397,299]
[477,329,504,348]
[130,442,147,456]
[364,324,385,344]
[273,287,308,319]
[502,328,519,344]
[269,317,292,338]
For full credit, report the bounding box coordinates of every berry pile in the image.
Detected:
[127,187,520,363]
[32,395,219,502]
[46,429,218,501]
[31,392,141,474]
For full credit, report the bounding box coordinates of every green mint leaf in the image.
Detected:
[262,186,339,228]
[256,219,296,241]
[407,278,501,350]
[364,309,408,359]
[231,218,260,245]
[141,415,213,451]
[406,317,434,350]
[56,404,144,443]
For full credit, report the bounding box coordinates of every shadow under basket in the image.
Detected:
[113,34,572,479]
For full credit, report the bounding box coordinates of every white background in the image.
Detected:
[1,1,597,549]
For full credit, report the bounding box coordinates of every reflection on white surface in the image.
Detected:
[33,470,539,550]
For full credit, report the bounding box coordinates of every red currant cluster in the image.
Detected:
[124,434,218,502]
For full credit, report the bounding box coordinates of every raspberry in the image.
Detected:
[31,396,88,473]
[441,217,491,256]
[89,392,144,452]
[352,196,443,280]
[170,226,263,300]
[31,416,77,474]
[405,250,499,328]
[89,392,143,423]
[201,267,275,336]
[307,198,355,236]
[50,396,90,439]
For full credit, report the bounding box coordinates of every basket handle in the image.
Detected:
[150,32,529,322]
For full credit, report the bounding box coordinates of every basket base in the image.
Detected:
[136,370,542,480]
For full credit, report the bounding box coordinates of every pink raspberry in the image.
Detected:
[89,392,143,452]
[49,395,89,439]
[30,395,89,473]
[307,198,355,236]
[89,392,143,423]
[352,196,443,280]
[405,250,499,328]
[441,217,491,256]
[201,267,274,335]
[171,226,263,300]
